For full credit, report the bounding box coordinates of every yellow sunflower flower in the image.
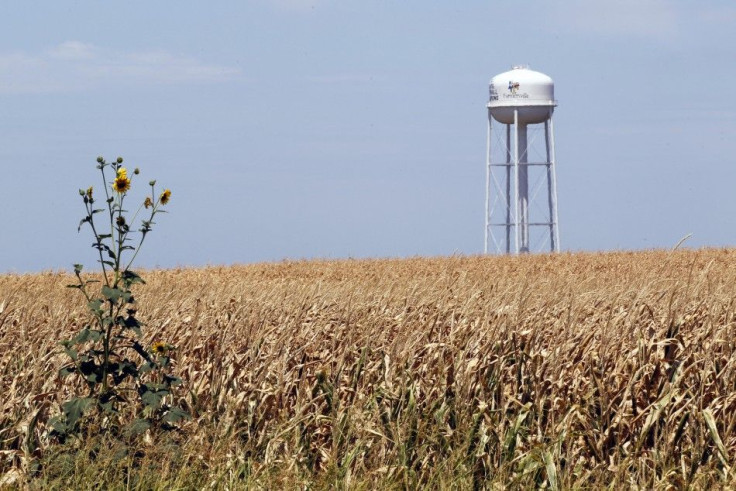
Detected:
[160,189,171,205]
[152,341,168,356]
[144,196,153,209]
[112,168,131,194]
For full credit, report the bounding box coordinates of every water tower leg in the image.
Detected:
[547,114,560,251]
[545,119,555,252]
[518,123,530,253]
[484,111,492,254]
[505,124,511,254]
[513,110,520,254]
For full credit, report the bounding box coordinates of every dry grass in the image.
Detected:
[3,249,736,488]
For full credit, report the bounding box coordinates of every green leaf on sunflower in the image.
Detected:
[88,299,104,314]
[102,285,123,302]
[163,406,191,423]
[122,270,146,285]
[164,374,183,387]
[126,419,151,437]
[64,347,78,361]
[141,389,166,409]
[62,397,96,429]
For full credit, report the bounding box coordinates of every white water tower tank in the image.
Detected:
[488,66,555,125]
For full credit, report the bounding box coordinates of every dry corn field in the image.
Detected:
[3,249,736,488]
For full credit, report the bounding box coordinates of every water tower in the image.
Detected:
[484,65,560,254]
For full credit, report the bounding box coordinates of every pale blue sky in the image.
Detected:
[2,1,736,272]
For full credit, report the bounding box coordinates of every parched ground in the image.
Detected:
[2,248,736,488]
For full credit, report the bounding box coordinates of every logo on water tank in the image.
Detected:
[489,80,530,102]
[503,80,529,99]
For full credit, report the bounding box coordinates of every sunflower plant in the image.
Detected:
[50,156,188,442]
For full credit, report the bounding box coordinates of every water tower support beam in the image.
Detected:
[505,124,511,254]
[518,122,529,253]
[513,110,520,254]
[484,111,492,254]
[544,120,555,252]
[547,114,560,251]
